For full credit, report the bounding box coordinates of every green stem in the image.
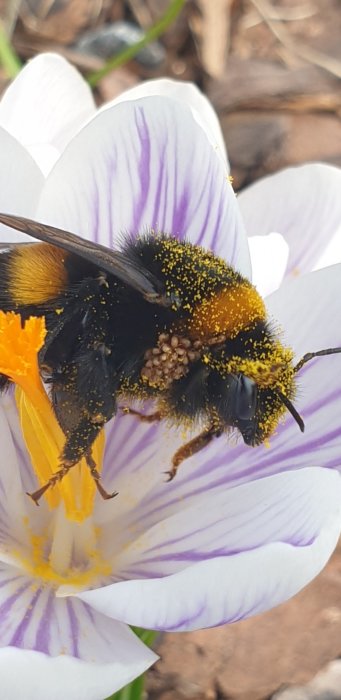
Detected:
[87,0,185,87]
[0,23,21,78]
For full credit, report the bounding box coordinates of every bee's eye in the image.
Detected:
[235,375,257,420]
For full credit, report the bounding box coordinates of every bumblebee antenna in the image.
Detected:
[275,390,305,433]
[295,347,341,373]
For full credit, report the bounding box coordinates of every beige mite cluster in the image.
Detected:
[141,333,203,388]
[141,332,228,389]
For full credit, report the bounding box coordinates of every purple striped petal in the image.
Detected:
[0,129,44,240]
[239,164,341,282]
[0,400,157,699]
[103,77,229,167]
[101,467,341,577]
[0,644,155,700]
[35,96,250,274]
[77,467,341,630]
[0,576,156,699]
[0,568,151,661]
[0,53,95,173]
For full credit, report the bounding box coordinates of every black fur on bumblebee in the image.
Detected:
[0,212,340,502]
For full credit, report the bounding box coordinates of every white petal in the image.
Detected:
[266,264,341,360]
[104,77,229,167]
[35,96,249,274]
[239,163,341,282]
[0,128,44,240]
[107,467,341,577]
[77,468,341,630]
[248,233,289,296]
[313,223,341,270]
[0,53,96,171]
[0,624,156,700]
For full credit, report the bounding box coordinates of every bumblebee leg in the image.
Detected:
[121,407,162,423]
[26,462,75,505]
[165,426,222,482]
[85,450,118,500]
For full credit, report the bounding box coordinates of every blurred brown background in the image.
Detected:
[0,1,341,698]
[0,0,340,191]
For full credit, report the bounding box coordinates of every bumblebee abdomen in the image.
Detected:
[0,243,68,306]
[189,284,266,342]
[124,234,266,343]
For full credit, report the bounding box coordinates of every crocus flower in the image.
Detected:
[0,54,341,700]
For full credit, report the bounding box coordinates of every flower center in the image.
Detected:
[16,509,111,585]
[0,312,105,522]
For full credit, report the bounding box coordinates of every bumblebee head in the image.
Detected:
[204,336,298,446]
[206,336,341,446]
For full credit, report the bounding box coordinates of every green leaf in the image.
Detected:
[0,23,21,78]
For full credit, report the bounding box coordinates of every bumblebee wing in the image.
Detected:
[0,213,164,303]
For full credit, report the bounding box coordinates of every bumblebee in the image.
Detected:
[0,212,340,503]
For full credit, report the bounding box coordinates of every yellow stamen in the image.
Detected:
[12,517,111,588]
[0,312,104,522]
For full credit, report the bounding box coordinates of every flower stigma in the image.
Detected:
[0,311,105,523]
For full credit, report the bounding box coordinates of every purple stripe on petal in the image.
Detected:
[35,590,54,653]
[197,176,220,247]
[0,575,22,591]
[134,110,150,231]
[0,581,31,618]
[152,603,206,632]
[119,567,166,579]
[66,598,79,658]
[9,587,42,647]
[172,188,190,237]
[152,151,166,229]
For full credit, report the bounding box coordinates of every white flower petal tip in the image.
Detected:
[248,233,289,296]
[0,53,96,172]
[0,128,44,240]
[37,95,250,275]
[77,468,341,632]
[105,77,229,167]
[239,163,341,282]
[0,640,157,700]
